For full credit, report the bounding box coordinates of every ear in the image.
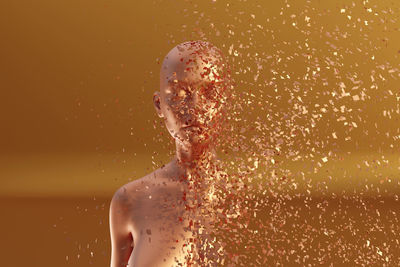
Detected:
[153,92,163,118]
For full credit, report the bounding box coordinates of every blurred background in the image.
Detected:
[1,0,399,266]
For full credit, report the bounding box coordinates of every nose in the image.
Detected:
[178,92,199,126]
[181,106,197,126]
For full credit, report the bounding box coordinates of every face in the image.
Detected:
[154,42,229,147]
[160,79,223,146]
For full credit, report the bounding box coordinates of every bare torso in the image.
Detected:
[119,164,197,266]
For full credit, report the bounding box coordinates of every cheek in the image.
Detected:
[164,100,188,121]
[161,105,181,132]
[196,102,221,124]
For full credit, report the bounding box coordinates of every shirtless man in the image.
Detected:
[109,40,231,267]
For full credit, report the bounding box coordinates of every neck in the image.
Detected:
[174,141,217,174]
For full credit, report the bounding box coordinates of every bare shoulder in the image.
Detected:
[111,172,156,209]
[110,166,179,210]
[110,166,187,237]
[109,171,161,237]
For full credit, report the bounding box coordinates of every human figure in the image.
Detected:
[109,40,231,267]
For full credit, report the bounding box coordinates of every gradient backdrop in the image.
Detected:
[1,0,399,266]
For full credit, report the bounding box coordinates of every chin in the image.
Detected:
[177,132,212,147]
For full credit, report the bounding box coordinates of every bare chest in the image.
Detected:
[128,200,195,266]
[126,184,198,266]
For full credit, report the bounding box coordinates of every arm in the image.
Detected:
[109,188,134,267]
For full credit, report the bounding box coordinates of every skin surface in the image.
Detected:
[109,41,230,267]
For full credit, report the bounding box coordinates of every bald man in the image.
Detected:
[109,41,231,267]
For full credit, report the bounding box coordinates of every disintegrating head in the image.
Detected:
[154,41,231,146]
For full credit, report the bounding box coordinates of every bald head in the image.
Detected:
[160,41,229,90]
[154,41,231,146]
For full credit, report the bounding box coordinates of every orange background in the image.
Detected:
[1,0,399,266]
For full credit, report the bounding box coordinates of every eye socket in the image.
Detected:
[178,89,187,98]
[167,85,192,106]
[199,83,217,100]
[176,85,192,100]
